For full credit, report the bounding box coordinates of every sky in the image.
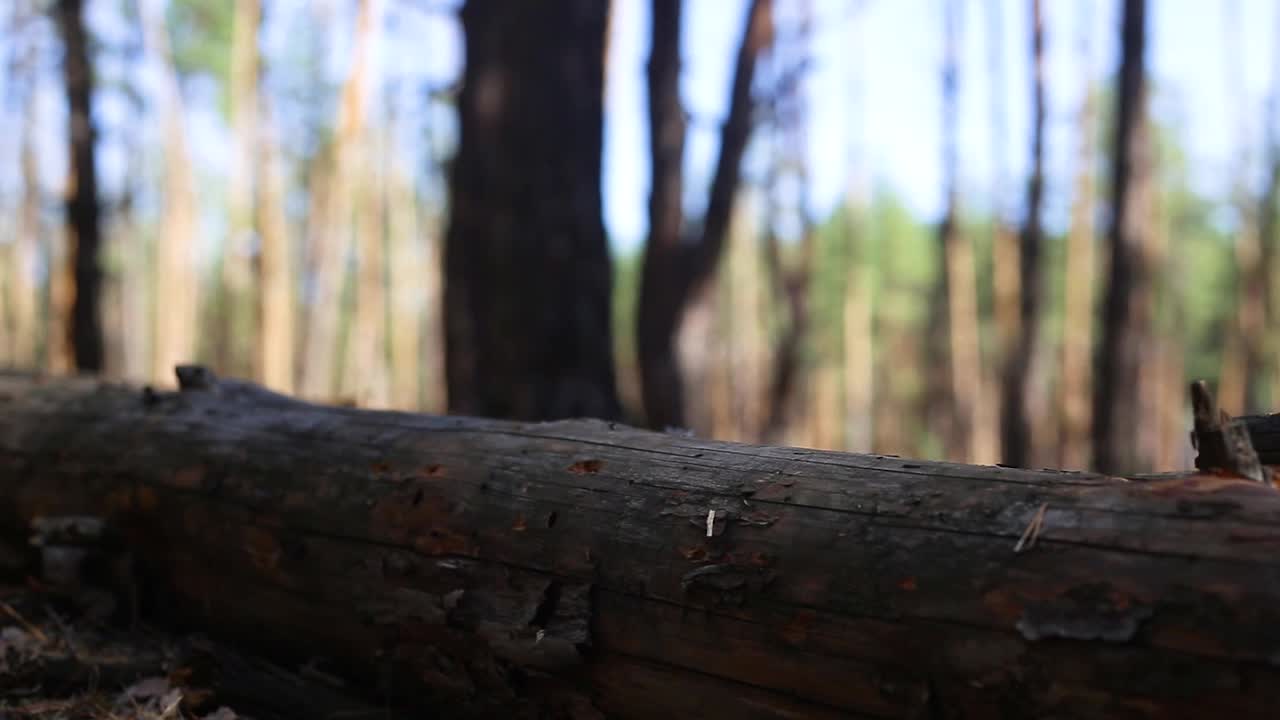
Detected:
[4,0,1280,258]
[602,0,1280,251]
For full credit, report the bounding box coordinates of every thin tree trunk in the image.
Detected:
[214,0,261,379]
[421,204,446,414]
[300,0,377,400]
[1263,10,1280,412]
[931,0,987,463]
[988,0,1021,384]
[387,149,423,412]
[877,329,915,457]
[1093,0,1153,474]
[141,0,200,385]
[1058,13,1098,471]
[724,192,766,441]
[760,3,816,443]
[54,0,104,372]
[345,119,389,407]
[444,0,620,421]
[45,228,75,373]
[841,5,873,454]
[8,87,40,368]
[637,0,689,431]
[637,0,773,430]
[1242,2,1280,413]
[1218,0,1257,415]
[760,227,815,442]
[842,219,873,453]
[341,0,388,406]
[256,97,295,394]
[1000,0,1046,467]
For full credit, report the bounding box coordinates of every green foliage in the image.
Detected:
[166,0,235,114]
[611,245,641,372]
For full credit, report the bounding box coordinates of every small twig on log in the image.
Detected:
[1190,380,1271,485]
[1013,503,1048,553]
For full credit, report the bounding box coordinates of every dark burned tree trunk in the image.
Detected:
[444,0,619,421]
[637,0,772,430]
[7,371,1280,719]
[1001,0,1046,468]
[54,0,104,372]
[1094,0,1152,473]
[638,0,687,430]
[926,0,970,459]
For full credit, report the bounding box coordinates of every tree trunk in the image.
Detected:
[256,96,296,395]
[1058,17,1099,471]
[1000,0,1046,468]
[344,119,390,407]
[444,0,620,421]
[1093,0,1153,474]
[760,6,815,444]
[8,83,41,368]
[300,0,378,400]
[842,4,873,454]
[930,0,989,463]
[5,371,1280,718]
[637,0,773,430]
[987,0,1020,395]
[1252,6,1280,411]
[387,140,425,412]
[54,0,104,372]
[141,0,201,385]
[218,0,262,379]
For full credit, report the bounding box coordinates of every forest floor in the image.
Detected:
[0,581,398,720]
[0,581,249,719]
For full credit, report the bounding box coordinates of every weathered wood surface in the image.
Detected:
[4,372,1280,719]
[1232,411,1280,467]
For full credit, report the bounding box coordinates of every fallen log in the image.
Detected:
[1229,411,1280,468]
[3,370,1280,719]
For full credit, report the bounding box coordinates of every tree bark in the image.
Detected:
[759,7,815,444]
[256,96,296,395]
[1058,13,1099,471]
[987,0,1021,394]
[8,79,41,368]
[218,0,262,379]
[637,0,773,430]
[5,371,1280,719]
[141,0,201,385]
[300,0,378,401]
[444,0,620,421]
[929,0,990,463]
[54,0,104,372]
[1000,0,1046,468]
[1094,0,1153,474]
[1253,6,1280,412]
[344,118,390,407]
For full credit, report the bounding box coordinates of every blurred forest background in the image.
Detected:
[0,0,1276,475]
